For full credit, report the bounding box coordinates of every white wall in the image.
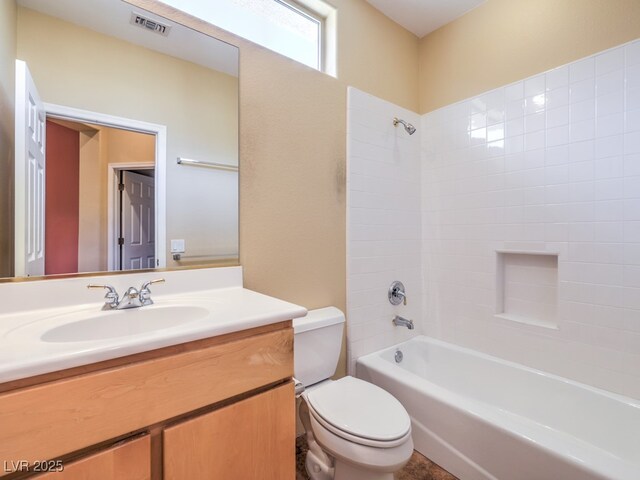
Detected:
[346,87,423,374]
[422,40,640,400]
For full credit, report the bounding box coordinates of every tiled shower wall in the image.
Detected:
[422,40,640,399]
[346,87,424,373]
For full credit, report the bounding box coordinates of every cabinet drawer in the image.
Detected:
[31,436,150,480]
[163,382,294,480]
[0,327,292,471]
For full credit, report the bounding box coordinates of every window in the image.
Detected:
[159,0,336,75]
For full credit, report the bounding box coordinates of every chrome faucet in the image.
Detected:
[118,286,144,310]
[88,279,165,310]
[392,315,414,330]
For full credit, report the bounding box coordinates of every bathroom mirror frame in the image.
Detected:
[0,0,241,284]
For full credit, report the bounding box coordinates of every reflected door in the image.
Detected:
[121,171,155,270]
[14,60,46,277]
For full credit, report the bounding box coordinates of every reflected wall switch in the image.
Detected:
[171,239,185,253]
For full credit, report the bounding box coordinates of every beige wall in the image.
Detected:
[16,7,239,269]
[336,0,419,112]
[129,0,421,377]
[0,0,17,277]
[106,128,155,167]
[419,0,640,113]
[78,128,103,273]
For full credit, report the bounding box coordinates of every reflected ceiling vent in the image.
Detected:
[130,12,171,37]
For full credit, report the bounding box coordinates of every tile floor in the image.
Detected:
[295,436,458,480]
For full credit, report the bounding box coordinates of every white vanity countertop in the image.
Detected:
[0,286,307,384]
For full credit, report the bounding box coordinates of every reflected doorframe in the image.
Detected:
[107,162,155,271]
[43,103,167,270]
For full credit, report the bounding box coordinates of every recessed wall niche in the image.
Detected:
[496,252,559,329]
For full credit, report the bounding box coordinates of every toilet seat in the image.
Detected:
[305,376,412,448]
[307,404,414,475]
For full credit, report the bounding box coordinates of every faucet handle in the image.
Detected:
[139,278,165,305]
[398,290,407,305]
[388,281,407,306]
[140,278,165,292]
[87,284,119,309]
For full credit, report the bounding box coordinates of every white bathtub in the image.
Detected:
[356,336,640,480]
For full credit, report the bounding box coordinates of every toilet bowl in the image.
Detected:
[294,307,413,480]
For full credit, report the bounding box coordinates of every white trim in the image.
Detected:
[14,61,27,277]
[44,103,167,269]
[107,162,155,271]
[107,166,119,271]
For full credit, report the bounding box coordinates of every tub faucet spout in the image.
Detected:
[393,315,414,330]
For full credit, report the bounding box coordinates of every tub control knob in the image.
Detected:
[388,281,407,306]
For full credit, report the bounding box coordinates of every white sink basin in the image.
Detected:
[11,305,210,343]
[0,280,308,384]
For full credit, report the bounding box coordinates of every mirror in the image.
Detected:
[2,0,239,279]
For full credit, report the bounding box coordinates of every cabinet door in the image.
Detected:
[163,383,294,480]
[32,435,150,480]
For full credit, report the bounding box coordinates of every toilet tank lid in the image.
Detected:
[293,307,345,333]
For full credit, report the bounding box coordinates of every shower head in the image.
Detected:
[393,117,416,135]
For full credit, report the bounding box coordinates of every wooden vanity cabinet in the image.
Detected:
[0,322,294,479]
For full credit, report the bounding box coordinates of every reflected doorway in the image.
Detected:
[114,168,156,271]
[45,118,156,275]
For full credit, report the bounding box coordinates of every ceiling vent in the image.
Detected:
[130,12,171,37]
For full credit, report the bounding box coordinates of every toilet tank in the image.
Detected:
[293,307,345,387]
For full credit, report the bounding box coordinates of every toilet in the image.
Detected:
[294,307,413,480]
